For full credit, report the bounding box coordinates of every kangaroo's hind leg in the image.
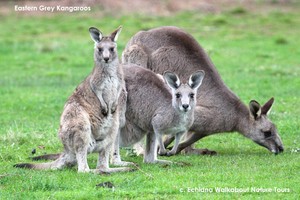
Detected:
[54,152,76,169]
[94,120,133,174]
[163,135,175,149]
[111,130,135,167]
[67,125,92,173]
[144,132,172,164]
[157,134,167,156]
[166,131,185,156]
[94,144,132,174]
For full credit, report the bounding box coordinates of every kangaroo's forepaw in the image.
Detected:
[166,151,176,157]
[158,149,168,156]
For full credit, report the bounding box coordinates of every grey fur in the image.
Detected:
[115,65,204,164]
[122,26,284,155]
[14,26,132,173]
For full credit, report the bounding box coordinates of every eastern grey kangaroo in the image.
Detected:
[30,65,204,165]
[115,65,204,164]
[14,26,132,173]
[122,26,284,155]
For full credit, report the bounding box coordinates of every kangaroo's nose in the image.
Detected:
[182,104,189,110]
[104,57,109,62]
[278,146,284,153]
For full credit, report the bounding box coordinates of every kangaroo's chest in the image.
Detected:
[163,125,188,135]
[156,113,193,135]
[99,77,120,102]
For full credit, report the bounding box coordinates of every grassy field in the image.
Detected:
[0,4,300,199]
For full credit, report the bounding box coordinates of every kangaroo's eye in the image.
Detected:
[189,93,195,98]
[263,131,272,138]
[98,48,103,52]
[176,93,181,99]
[109,47,114,52]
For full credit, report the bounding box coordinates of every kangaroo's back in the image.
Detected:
[125,27,217,76]
[123,26,284,155]
[123,64,172,131]
[123,26,238,108]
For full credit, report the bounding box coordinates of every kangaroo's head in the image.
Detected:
[89,26,122,64]
[247,98,284,154]
[163,70,205,112]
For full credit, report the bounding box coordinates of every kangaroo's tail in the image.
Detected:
[14,161,58,170]
[14,153,72,170]
[31,153,61,161]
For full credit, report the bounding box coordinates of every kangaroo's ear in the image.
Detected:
[188,70,205,90]
[261,97,274,115]
[249,100,261,120]
[163,71,180,90]
[111,26,122,42]
[89,27,102,43]
[156,73,165,83]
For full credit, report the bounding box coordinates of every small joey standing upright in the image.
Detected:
[119,65,204,164]
[155,70,205,158]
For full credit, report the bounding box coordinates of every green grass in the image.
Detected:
[1,6,300,199]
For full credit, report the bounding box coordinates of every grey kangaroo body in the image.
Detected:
[29,65,205,165]
[14,26,132,173]
[122,26,284,155]
[115,65,204,164]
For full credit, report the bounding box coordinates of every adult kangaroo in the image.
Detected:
[14,26,132,173]
[122,26,284,155]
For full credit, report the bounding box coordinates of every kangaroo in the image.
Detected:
[122,26,284,155]
[14,26,132,174]
[114,65,204,164]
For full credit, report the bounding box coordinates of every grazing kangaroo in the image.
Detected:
[116,65,204,164]
[122,26,284,155]
[14,26,132,173]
